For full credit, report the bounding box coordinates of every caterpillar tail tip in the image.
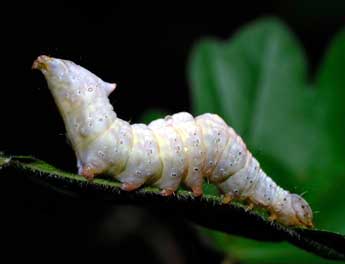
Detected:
[32,55,51,70]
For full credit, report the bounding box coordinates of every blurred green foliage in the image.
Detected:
[138,109,171,124]
[142,18,345,263]
[188,18,345,263]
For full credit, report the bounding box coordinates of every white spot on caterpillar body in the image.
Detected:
[195,114,231,179]
[33,55,314,228]
[168,112,205,195]
[218,153,255,199]
[213,135,248,183]
[114,124,161,187]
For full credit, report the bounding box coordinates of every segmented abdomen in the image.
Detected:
[106,111,256,198]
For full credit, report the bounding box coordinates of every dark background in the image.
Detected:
[2,4,345,170]
[1,3,344,263]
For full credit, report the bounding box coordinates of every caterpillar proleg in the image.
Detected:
[32,55,314,228]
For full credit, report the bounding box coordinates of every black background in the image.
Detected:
[1,3,344,263]
[2,4,345,170]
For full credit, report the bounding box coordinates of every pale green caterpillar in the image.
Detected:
[32,55,314,228]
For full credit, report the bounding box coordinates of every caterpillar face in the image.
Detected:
[33,55,315,228]
[291,194,313,228]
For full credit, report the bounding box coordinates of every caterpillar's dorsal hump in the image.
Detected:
[103,82,116,96]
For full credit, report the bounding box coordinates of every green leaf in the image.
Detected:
[1,154,345,262]
[189,17,345,263]
[137,108,169,124]
[313,29,345,233]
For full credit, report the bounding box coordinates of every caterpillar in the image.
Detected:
[32,55,313,228]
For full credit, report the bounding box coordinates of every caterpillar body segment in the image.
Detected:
[33,55,314,228]
[165,112,205,196]
[148,118,187,194]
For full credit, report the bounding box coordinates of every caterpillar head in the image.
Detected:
[32,55,116,97]
[291,194,314,228]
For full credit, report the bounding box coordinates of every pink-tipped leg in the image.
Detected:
[161,189,175,196]
[192,185,203,197]
[121,182,142,192]
[81,166,95,181]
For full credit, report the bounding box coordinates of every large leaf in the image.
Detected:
[189,17,345,263]
[0,154,344,262]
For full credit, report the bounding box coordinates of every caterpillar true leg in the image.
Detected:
[33,55,314,228]
[268,212,278,222]
[222,194,233,204]
[245,202,255,212]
